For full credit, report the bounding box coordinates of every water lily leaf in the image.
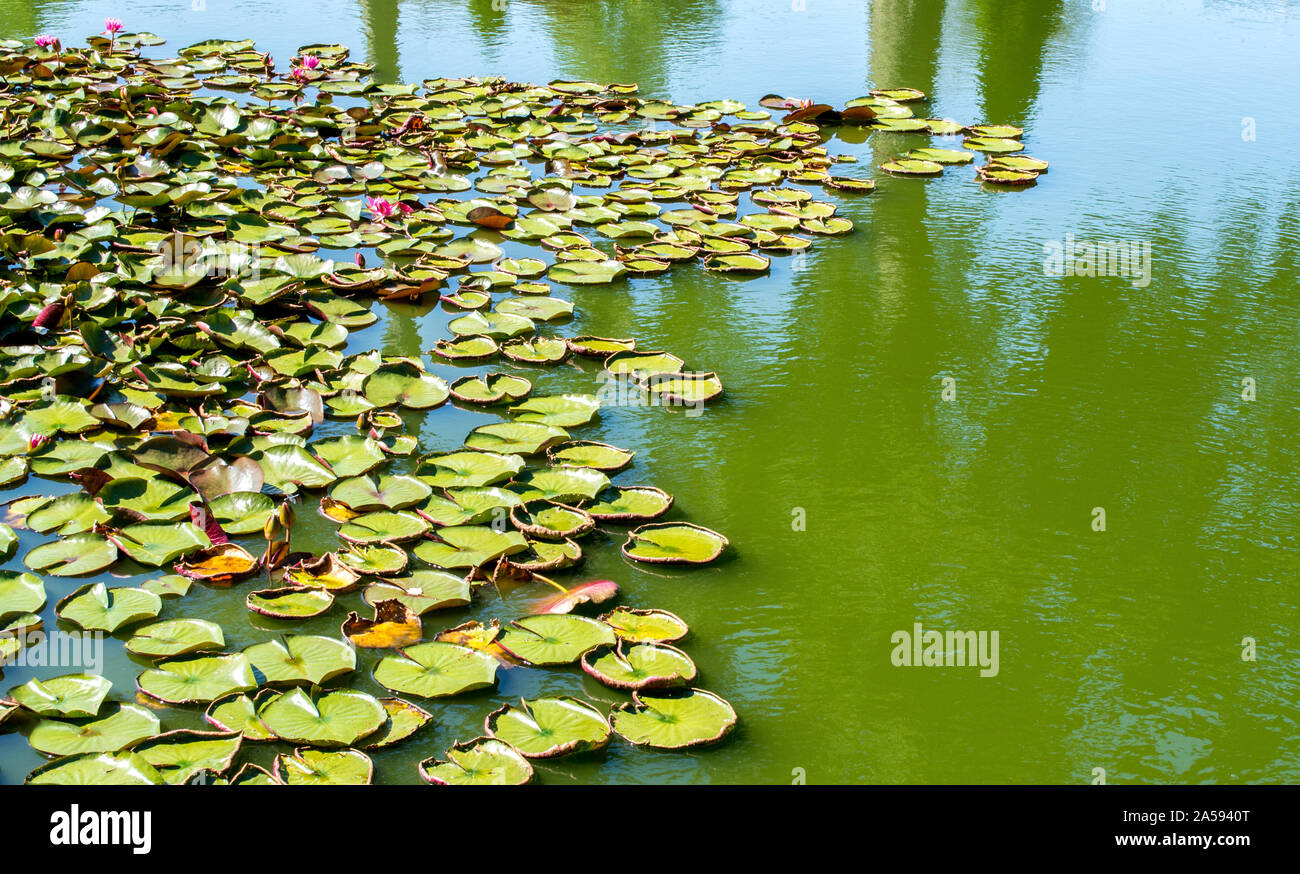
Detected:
[582,642,697,690]
[601,607,690,643]
[283,552,364,591]
[134,729,243,784]
[125,618,226,658]
[498,614,616,666]
[205,691,276,740]
[21,399,101,436]
[364,569,471,615]
[511,502,595,541]
[513,467,609,503]
[449,309,535,340]
[373,641,498,698]
[532,578,619,615]
[363,697,432,749]
[604,349,684,378]
[245,634,355,686]
[174,542,260,582]
[587,486,674,521]
[363,364,450,409]
[247,586,335,619]
[510,393,600,428]
[963,135,1023,153]
[338,543,409,576]
[486,696,611,758]
[110,521,211,566]
[501,336,569,364]
[203,491,273,536]
[643,371,723,404]
[622,522,728,564]
[311,435,387,477]
[138,652,257,705]
[330,474,432,512]
[25,532,118,576]
[275,747,373,785]
[418,737,532,785]
[337,510,431,545]
[881,157,944,176]
[548,441,634,472]
[413,525,527,569]
[56,583,162,632]
[27,752,164,786]
[140,574,194,598]
[450,373,533,405]
[9,673,112,718]
[908,147,975,165]
[0,571,46,623]
[98,476,195,523]
[548,259,627,285]
[609,688,737,749]
[567,335,636,357]
[29,703,160,756]
[418,450,525,488]
[254,443,338,491]
[343,599,422,648]
[258,687,387,747]
[25,493,111,535]
[190,457,265,501]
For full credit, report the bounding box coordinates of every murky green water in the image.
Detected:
[2,0,1298,785]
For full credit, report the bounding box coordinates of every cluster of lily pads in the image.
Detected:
[0,26,1045,784]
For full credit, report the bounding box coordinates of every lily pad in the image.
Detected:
[621,522,728,564]
[373,641,498,698]
[9,673,112,718]
[125,618,226,658]
[258,687,387,747]
[275,747,374,785]
[29,704,160,756]
[418,737,533,785]
[56,583,162,633]
[245,635,355,686]
[138,652,257,704]
[486,696,611,758]
[609,688,737,749]
[498,614,616,666]
[582,642,697,690]
[246,587,335,619]
[600,607,690,643]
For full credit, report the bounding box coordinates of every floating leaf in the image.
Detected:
[498,614,616,666]
[258,687,387,747]
[56,583,162,633]
[343,599,422,649]
[27,752,164,786]
[373,641,498,698]
[9,673,112,718]
[29,704,160,756]
[582,642,697,690]
[486,697,611,758]
[622,522,728,564]
[245,635,355,686]
[137,652,257,705]
[609,689,737,749]
[125,618,225,659]
[418,737,533,785]
[275,747,374,785]
[247,587,335,619]
[600,607,689,643]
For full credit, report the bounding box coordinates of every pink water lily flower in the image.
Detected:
[34,35,58,49]
[290,66,309,84]
[366,197,396,220]
[302,54,320,70]
[103,18,123,35]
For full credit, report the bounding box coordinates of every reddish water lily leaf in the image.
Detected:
[175,542,258,583]
[532,579,619,615]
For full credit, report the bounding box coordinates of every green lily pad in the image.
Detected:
[29,703,160,756]
[245,635,355,686]
[56,583,162,633]
[9,673,112,718]
[257,687,387,748]
[137,652,257,704]
[486,696,611,758]
[418,737,533,785]
[125,619,226,658]
[622,522,728,564]
[362,698,433,749]
[275,747,373,785]
[581,642,697,691]
[417,450,525,488]
[547,441,634,472]
[0,571,46,623]
[330,474,432,512]
[204,692,276,741]
[586,486,674,521]
[609,688,737,749]
[600,607,690,643]
[364,570,472,615]
[337,510,431,545]
[134,729,243,784]
[25,533,118,576]
[246,587,335,619]
[413,525,527,569]
[27,752,164,786]
[498,614,616,666]
[373,641,498,698]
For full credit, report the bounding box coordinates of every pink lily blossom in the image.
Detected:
[302,55,320,70]
[104,18,123,35]
[366,197,396,220]
[34,34,58,49]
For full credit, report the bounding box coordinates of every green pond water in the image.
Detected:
[2,0,1298,784]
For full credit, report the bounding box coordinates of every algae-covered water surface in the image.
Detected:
[0,0,1296,787]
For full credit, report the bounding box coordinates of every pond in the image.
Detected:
[0,0,1297,784]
